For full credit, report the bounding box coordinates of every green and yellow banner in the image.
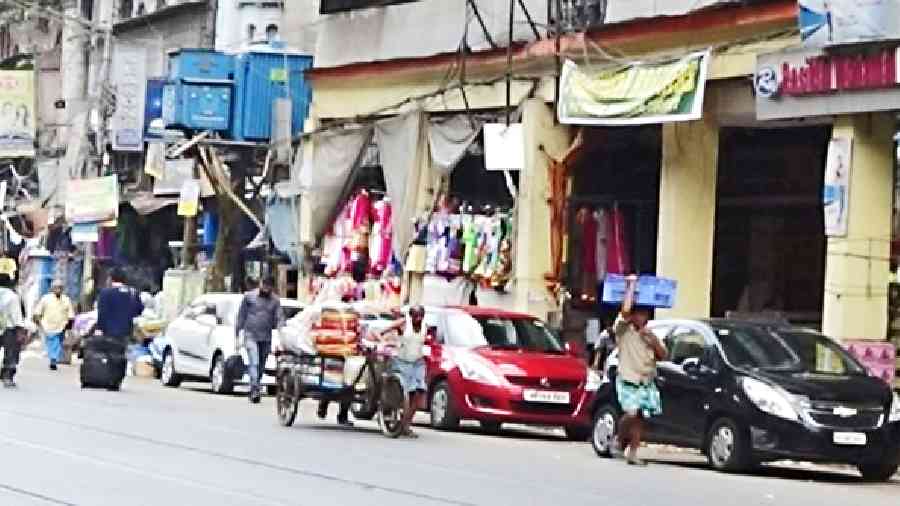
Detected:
[558,51,710,126]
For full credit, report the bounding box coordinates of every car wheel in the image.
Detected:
[160,350,181,387]
[858,456,900,482]
[430,381,460,431]
[480,421,502,434]
[210,354,234,395]
[565,425,592,442]
[592,405,619,457]
[706,418,752,473]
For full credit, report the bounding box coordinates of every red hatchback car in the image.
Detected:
[420,306,601,439]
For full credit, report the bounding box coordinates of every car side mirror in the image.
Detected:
[565,340,584,358]
[682,357,701,374]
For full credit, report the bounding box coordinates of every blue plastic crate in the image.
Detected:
[169,49,235,82]
[601,275,678,309]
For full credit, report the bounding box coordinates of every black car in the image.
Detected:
[590,319,900,481]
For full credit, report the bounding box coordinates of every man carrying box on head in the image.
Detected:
[613,275,667,466]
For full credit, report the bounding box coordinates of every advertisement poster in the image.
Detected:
[824,137,852,237]
[65,176,120,224]
[800,0,900,46]
[558,51,710,126]
[110,44,148,151]
[0,71,36,157]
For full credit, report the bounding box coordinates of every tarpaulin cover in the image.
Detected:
[375,111,428,260]
[427,115,482,175]
[296,127,373,241]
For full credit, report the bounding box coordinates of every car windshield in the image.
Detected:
[714,324,865,375]
[448,314,564,354]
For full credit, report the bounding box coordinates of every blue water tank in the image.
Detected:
[230,50,314,141]
[169,49,235,81]
[162,81,233,131]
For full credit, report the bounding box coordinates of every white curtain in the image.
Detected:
[428,115,482,175]
[296,127,372,240]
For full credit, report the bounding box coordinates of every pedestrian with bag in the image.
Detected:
[235,276,283,404]
[33,281,74,371]
[0,273,26,388]
[84,268,144,390]
[613,275,667,466]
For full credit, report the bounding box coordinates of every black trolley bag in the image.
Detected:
[80,335,127,391]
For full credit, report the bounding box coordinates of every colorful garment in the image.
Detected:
[616,377,662,418]
[461,215,478,273]
[369,199,393,275]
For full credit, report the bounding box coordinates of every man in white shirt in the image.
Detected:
[0,274,26,388]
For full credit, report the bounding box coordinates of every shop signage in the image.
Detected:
[110,44,148,152]
[800,0,900,47]
[65,176,120,224]
[756,46,900,120]
[558,51,710,126]
[824,137,852,237]
[0,71,36,158]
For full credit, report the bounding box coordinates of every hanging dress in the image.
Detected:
[369,198,393,275]
[579,209,598,303]
[594,209,608,283]
[606,207,632,276]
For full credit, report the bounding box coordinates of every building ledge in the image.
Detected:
[112,1,208,35]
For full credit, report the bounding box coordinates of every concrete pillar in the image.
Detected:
[823,113,895,341]
[656,113,720,319]
[513,99,571,319]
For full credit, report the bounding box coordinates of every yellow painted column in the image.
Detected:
[823,113,894,341]
[510,99,572,319]
[656,113,720,319]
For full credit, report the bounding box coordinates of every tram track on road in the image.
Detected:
[0,407,478,506]
[0,482,78,506]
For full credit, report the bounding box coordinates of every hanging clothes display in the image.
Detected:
[369,198,393,276]
[606,206,632,276]
[579,209,598,303]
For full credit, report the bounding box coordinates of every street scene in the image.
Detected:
[1,0,900,505]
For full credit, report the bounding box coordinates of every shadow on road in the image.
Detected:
[657,459,899,486]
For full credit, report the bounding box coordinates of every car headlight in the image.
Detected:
[457,353,503,386]
[741,377,799,421]
[890,392,900,423]
[585,368,603,391]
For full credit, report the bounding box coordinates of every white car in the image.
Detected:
[159,293,303,394]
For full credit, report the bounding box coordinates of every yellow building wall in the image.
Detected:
[823,113,895,341]
[656,104,720,319]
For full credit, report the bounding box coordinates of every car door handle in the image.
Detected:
[655,376,667,386]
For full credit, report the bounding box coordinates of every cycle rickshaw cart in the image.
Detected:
[274,337,410,438]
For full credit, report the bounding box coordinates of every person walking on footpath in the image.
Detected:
[236,277,282,404]
[0,274,26,388]
[613,275,667,466]
[33,281,75,371]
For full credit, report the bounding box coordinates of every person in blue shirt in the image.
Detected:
[91,268,144,344]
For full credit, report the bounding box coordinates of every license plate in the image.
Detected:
[523,389,570,404]
[833,432,867,446]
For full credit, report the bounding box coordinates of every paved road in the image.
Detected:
[1,357,897,506]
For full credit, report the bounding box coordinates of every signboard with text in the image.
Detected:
[800,0,900,47]
[755,46,900,120]
[111,44,148,151]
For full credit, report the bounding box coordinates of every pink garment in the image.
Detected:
[606,208,631,275]
[350,191,372,230]
[369,199,393,274]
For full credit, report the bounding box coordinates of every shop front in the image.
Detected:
[755,43,900,385]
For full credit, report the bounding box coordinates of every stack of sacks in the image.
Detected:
[312,307,360,357]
